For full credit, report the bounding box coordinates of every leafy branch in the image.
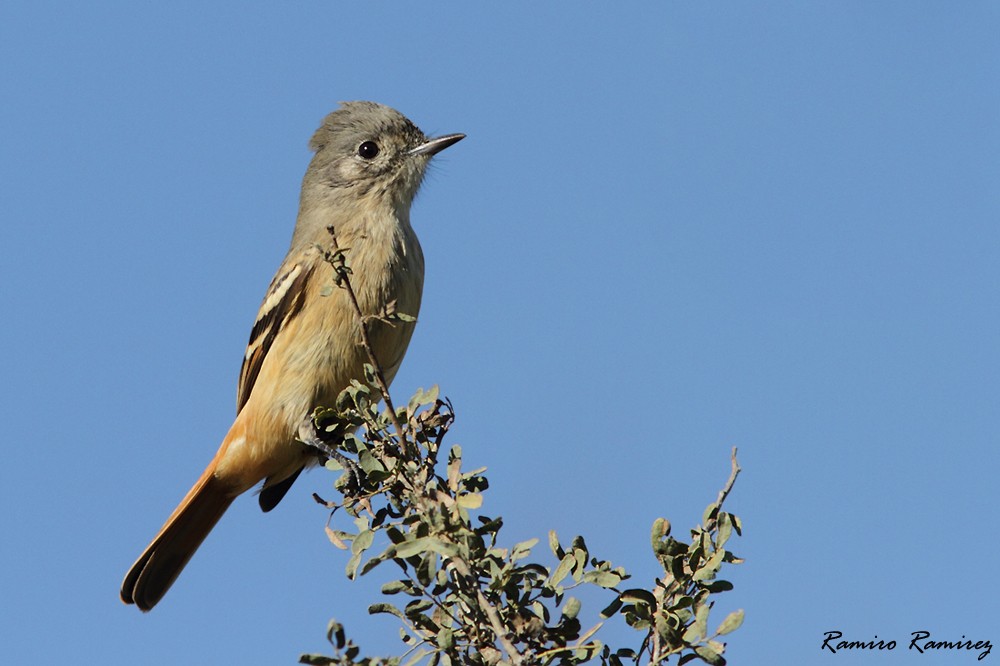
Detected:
[299,228,744,666]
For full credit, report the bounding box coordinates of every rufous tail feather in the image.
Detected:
[121,461,234,611]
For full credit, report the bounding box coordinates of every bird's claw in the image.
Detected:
[297,417,365,495]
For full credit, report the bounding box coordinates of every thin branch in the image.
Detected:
[325,226,410,453]
[313,226,744,665]
[448,557,523,665]
[718,446,741,509]
[323,227,524,664]
[705,447,741,532]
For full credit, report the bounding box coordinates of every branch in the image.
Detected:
[319,228,526,664]
[324,226,410,454]
[719,446,741,508]
[449,557,523,665]
[705,446,741,532]
[303,231,745,666]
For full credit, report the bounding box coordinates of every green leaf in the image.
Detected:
[351,529,374,555]
[654,613,673,642]
[669,554,686,582]
[345,551,361,580]
[695,601,710,630]
[668,595,694,611]
[326,620,345,649]
[694,643,726,666]
[393,536,459,560]
[620,589,657,606]
[550,553,575,586]
[562,596,581,619]
[693,548,725,581]
[512,538,538,561]
[407,389,424,414]
[729,513,743,536]
[391,537,430,560]
[358,449,386,474]
[582,570,622,588]
[416,550,436,587]
[368,602,404,619]
[715,609,744,636]
[702,502,719,525]
[600,596,623,618]
[476,516,503,537]
[429,539,461,558]
[703,580,734,593]
[457,493,483,509]
[531,600,550,623]
[404,598,434,618]
[651,517,671,545]
[683,603,709,643]
[548,530,564,559]
[360,549,391,576]
[716,512,732,548]
[573,549,587,580]
[381,580,409,595]
[516,563,548,578]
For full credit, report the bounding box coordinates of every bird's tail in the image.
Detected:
[120,461,235,611]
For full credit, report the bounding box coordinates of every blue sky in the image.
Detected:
[2,3,997,664]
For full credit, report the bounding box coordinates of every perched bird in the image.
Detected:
[121,101,464,611]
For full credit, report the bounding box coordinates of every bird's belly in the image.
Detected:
[217,249,421,491]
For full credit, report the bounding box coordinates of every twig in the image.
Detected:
[448,557,523,665]
[325,226,410,453]
[718,446,741,507]
[323,227,523,664]
[704,447,741,532]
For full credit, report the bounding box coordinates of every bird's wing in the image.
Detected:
[237,258,316,413]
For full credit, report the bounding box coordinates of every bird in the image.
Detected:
[121,101,464,611]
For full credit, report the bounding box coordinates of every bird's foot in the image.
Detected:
[297,417,365,495]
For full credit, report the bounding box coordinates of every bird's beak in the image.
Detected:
[410,133,466,156]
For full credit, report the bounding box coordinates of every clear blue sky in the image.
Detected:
[2,3,997,664]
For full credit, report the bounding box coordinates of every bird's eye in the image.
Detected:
[358,141,380,159]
